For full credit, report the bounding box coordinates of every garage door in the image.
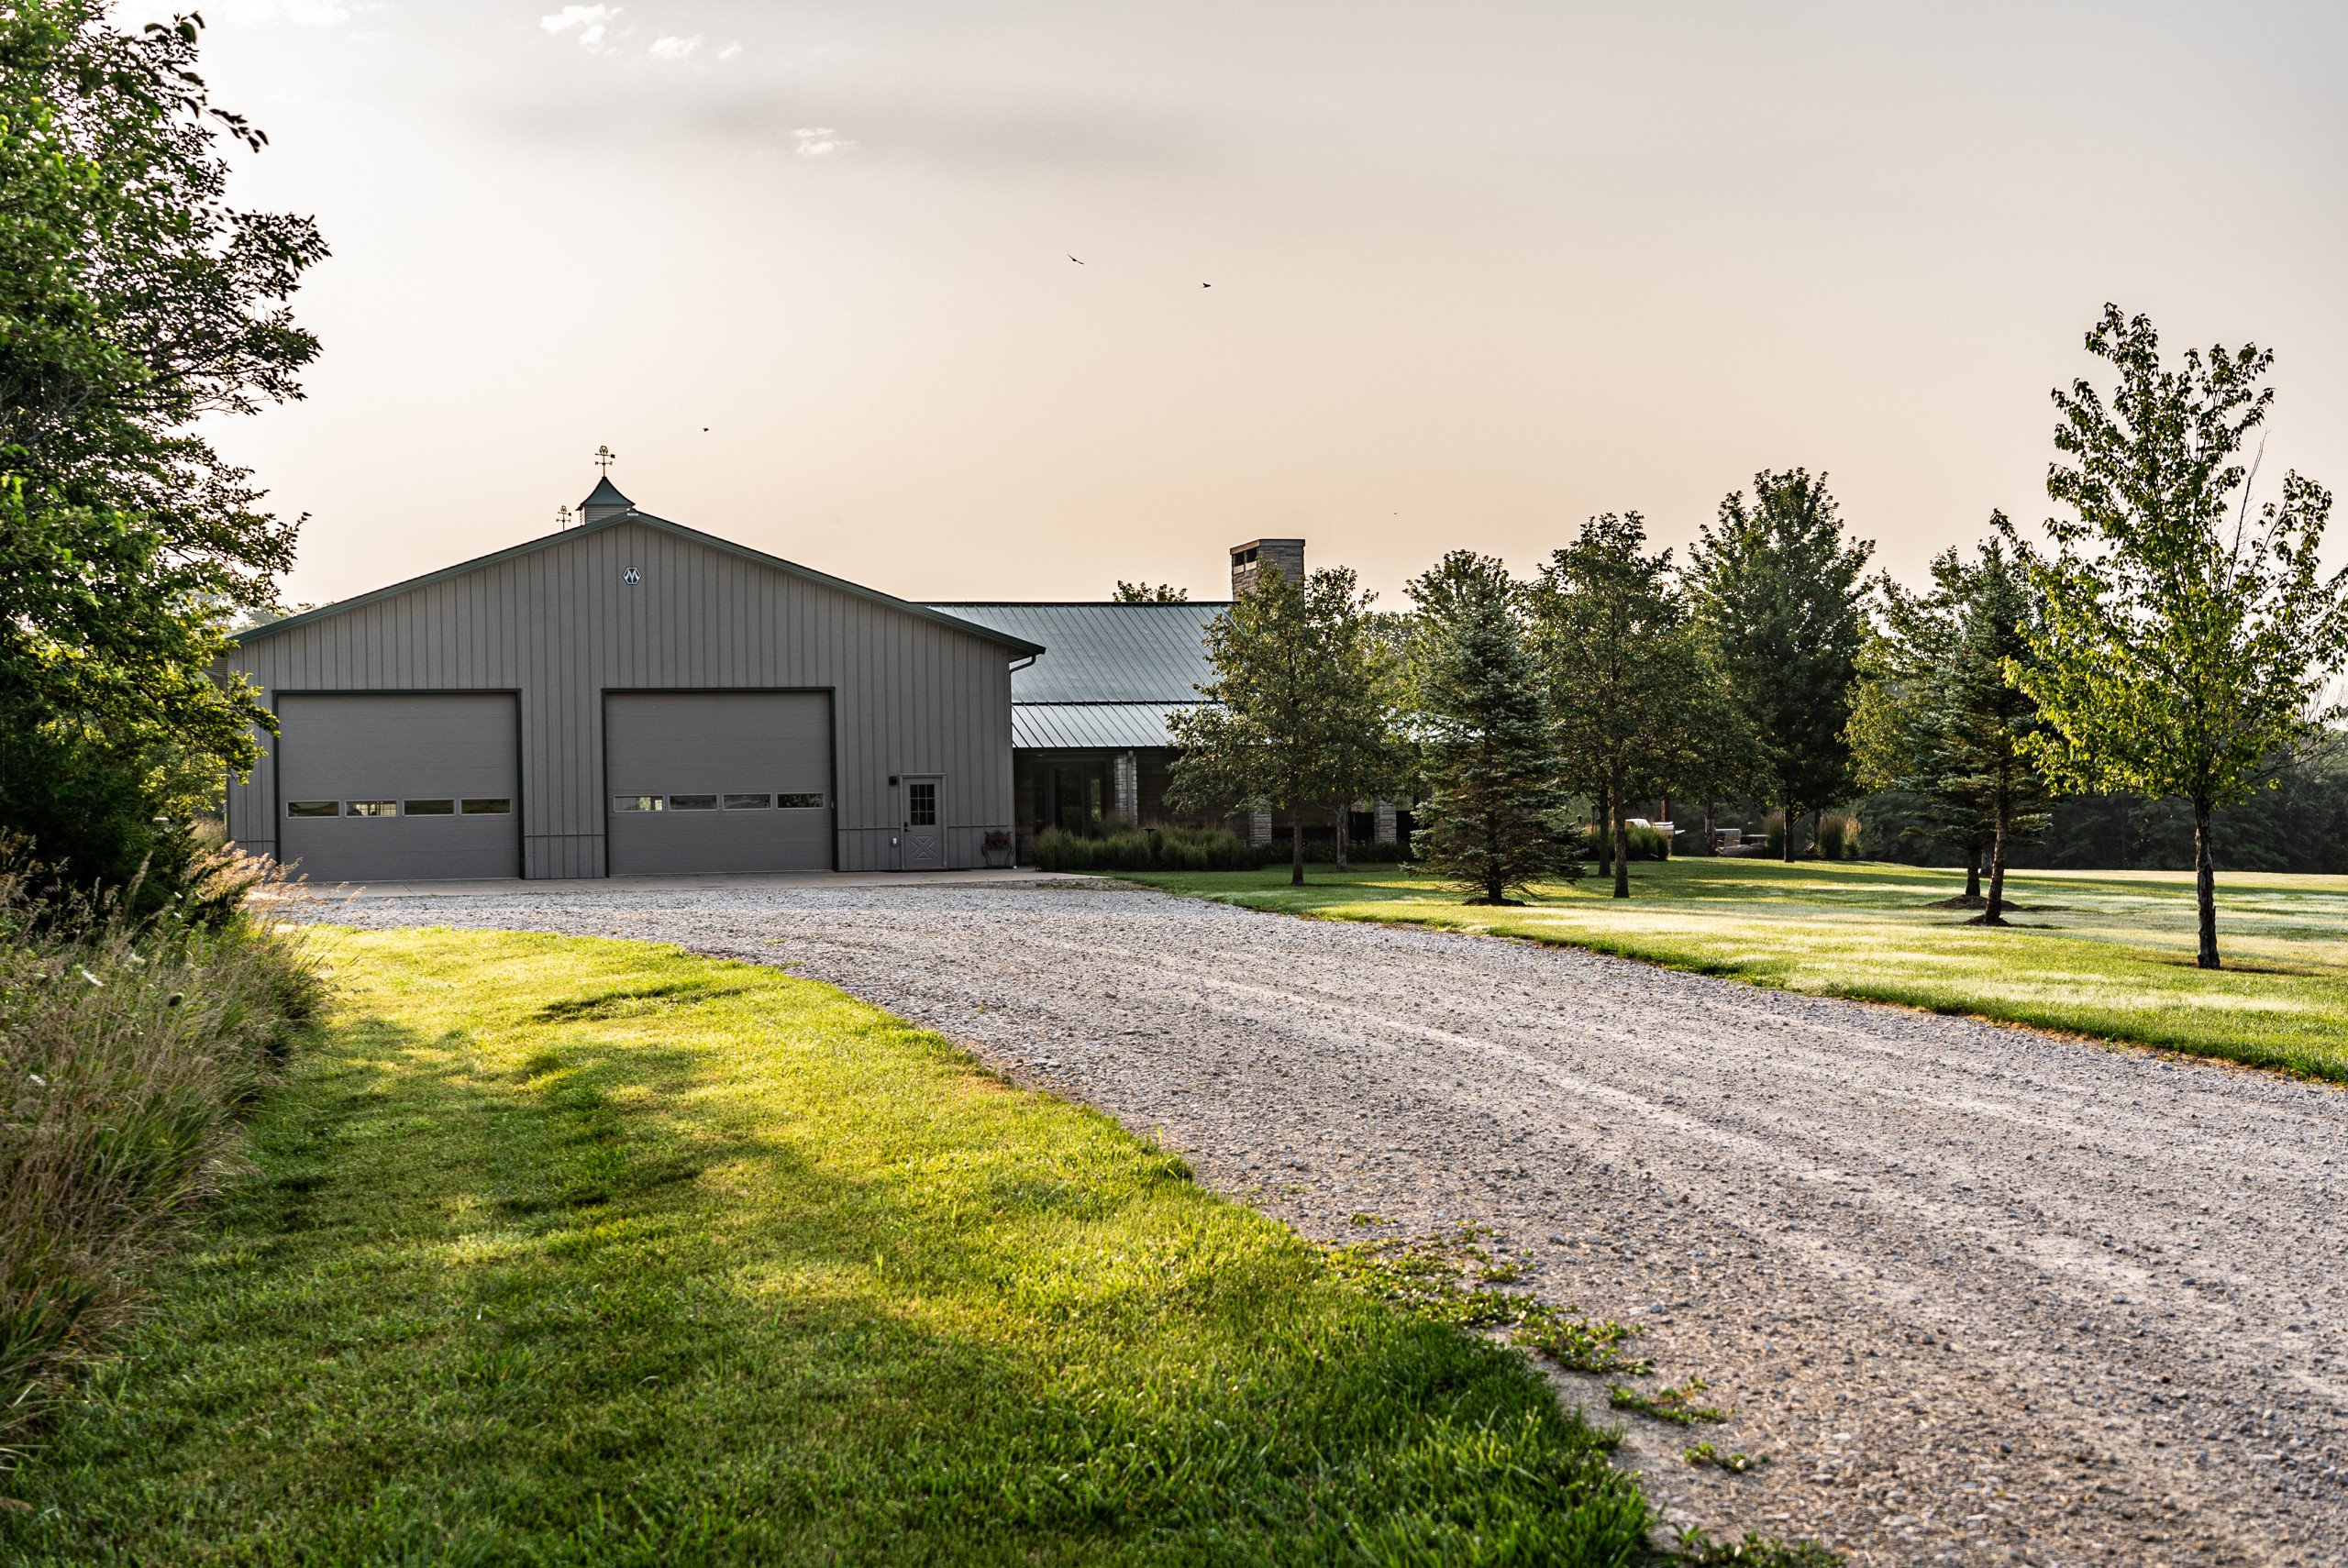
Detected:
[277,694,520,882]
[605,691,833,875]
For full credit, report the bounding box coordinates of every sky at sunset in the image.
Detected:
[168,0,2348,608]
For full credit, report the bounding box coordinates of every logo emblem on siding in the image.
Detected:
[623,566,641,584]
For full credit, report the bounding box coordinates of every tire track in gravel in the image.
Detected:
[312,879,2348,1567]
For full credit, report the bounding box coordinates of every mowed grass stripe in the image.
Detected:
[1118,859,2348,1081]
[0,928,1649,1567]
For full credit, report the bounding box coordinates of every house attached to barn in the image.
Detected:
[223,479,1039,883]
[933,538,1403,861]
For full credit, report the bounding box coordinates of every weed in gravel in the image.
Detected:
[1609,1376,1730,1424]
[1513,1302,1651,1375]
[1321,1232,1650,1374]
[1671,1527,1844,1567]
[1347,1211,1392,1227]
[1683,1440,1769,1473]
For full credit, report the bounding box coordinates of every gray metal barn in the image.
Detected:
[223,481,1040,883]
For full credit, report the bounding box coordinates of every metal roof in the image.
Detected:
[1012,701,1208,750]
[235,511,1045,658]
[925,602,1229,703]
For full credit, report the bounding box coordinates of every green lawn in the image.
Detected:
[0,927,1653,1566]
[1116,857,2348,1081]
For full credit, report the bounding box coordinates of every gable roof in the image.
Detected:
[924,602,1228,704]
[234,509,1045,657]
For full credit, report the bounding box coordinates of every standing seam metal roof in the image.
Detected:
[923,602,1229,703]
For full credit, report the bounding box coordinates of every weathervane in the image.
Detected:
[555,504,574,530]
[593,444,616,476]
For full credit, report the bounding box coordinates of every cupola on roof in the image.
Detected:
[580,476,633,524]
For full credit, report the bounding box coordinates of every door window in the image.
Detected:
[907,781,937,827]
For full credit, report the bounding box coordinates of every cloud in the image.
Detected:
[649,34,701,61]
[793,127,856,158]
[717,41,742,61]
[540,5,618,50]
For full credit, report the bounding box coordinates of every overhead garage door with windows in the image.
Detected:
[605,691,834,875]
[276,693,520,883]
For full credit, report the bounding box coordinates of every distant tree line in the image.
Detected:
[1169,305,2348,968]
[1168,472,1874,903]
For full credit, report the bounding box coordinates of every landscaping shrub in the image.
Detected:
[1034,826,1412,872]
[1034,824,1261,872]
[0,839,321,1463]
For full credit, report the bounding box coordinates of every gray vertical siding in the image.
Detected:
[224,517,1021,876]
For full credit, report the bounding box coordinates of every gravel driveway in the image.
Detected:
[309,878,2347,1567]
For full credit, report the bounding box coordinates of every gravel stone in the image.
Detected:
[306,878,2348,1567]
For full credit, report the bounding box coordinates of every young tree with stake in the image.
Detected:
[2005,305,2348,969]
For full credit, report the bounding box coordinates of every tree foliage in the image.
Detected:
[2005,306,2348,967]
[1112,580,1187,602]
[1167,565,1396,885]
[1528,513,1708,897]
[1403,551,1576,903]
[1849,534,2051,916]
[1687,470,1871,860]
[0,1,325,900]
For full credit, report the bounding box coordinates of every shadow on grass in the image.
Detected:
[3,940,1652,1566]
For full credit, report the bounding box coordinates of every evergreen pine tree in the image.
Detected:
[1936,536,2052,924]
[1689,471,1872,860]
[1404,551,1578,903]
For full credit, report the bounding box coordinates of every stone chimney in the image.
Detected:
[1229,538,1305,598]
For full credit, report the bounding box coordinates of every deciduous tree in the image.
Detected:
[1529,513,1696,898]
[0,2,325,898]
[1168,564,1392,885]
[1113,581,1188,602]
[2004,306,2348,968]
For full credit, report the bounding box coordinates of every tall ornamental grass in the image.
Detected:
[0,845,322,1465]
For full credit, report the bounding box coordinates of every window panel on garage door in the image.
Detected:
[605,692,832,875]
[277,693,520,883]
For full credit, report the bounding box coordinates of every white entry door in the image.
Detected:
[899,775,944,869]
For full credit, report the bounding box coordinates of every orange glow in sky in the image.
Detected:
[177,1,2347,607]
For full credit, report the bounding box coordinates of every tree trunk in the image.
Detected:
[1780,800,1796,863]
[1335,806,1350,873]
[2193,796,2220,969]
[1963,844,1982,901]
[1611,776,1631,900]
[1984,810,2010,925]
[1700,799,1716,856]
[1290,819,1304,888]
[1810,808,1822,862]
[1595,782,1612,876]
